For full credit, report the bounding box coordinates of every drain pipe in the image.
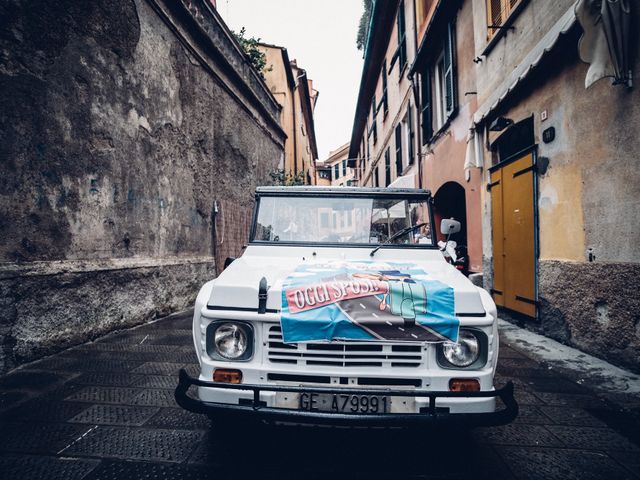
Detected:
[408,72,424,190]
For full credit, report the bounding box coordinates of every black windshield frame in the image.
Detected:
[249,189,437,249]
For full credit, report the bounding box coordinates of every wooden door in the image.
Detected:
[490,152,536,317]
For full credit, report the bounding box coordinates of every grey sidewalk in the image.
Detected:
[0,311,639,480]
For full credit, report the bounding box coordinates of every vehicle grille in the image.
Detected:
[265,325,425,368]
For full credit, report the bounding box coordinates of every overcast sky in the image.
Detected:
[220,0,364,160]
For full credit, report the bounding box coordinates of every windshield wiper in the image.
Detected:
[369,222,428,257]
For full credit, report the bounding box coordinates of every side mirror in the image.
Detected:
[440,218,461,236]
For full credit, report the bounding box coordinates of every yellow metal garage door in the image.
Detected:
[490,152,536,317]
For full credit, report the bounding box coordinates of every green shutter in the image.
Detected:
[444,20,457,116]
[395,124,403,177]
[397,1,407,70]
[420,69,433,143]
[385,148,391,186]
[408,104,415,164]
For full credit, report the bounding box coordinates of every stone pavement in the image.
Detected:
[0,311,639,480]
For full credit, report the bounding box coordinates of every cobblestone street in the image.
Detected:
[0,311,638,479]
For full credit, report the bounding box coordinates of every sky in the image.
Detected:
[220,0,365,160]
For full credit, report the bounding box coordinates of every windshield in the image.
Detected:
[252,195,434,247]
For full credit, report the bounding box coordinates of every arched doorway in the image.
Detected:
[433,182,467,246]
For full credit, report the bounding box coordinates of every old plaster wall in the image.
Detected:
[0,0,284,372]
[480,28,640,372]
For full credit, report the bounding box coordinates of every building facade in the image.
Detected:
[351,0,639,372]
[350,0,482,273]
[468,0,640,372]
[411,0,483,274]
[316,143,355,186]
[259,44,319,184]
[349,0,420,191]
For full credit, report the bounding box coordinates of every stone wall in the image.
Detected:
[538,261,640,373]
[0,0,285,372]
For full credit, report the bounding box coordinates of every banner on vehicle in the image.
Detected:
[280,261,459,343]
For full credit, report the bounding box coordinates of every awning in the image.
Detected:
[474,6,577,125]
[388,173,417,188]
[576,0,633,88]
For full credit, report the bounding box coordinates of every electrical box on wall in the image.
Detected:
[542,127,555,143]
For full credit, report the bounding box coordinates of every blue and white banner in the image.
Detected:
[280,261,459,343]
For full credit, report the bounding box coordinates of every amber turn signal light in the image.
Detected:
[449,378,480,392]
[213,368,243,384]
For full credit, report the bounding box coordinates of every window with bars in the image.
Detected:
[487,0,522,39]
[395,124,403,177]
[419,19,457,144]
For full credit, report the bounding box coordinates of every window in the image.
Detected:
[419,19,457,143]
[433,51,446,130]
[380,60,389,117]
[342,159,347,176]
[373,166,380,187]
[384,148,391,186]
[334,164,340,180]
[253,194,434,247]
[487,0,522,39]
[319,169,330,180]
[397,1,407,71]
[395,124,403,177]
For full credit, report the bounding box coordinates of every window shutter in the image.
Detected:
[444,20,457,116]
[397,1,407,70]
[382,61,389,115]
[395,124,403,177]
[408,105,415,165]
[420,69,433,143]
[385,148,391,186]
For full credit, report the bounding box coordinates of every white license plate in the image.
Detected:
[275,392,416,414]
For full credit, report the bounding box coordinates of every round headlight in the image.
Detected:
[214,323,249,360]
[442,330,480,367]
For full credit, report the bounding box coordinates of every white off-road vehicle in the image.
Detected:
[176,187,517,427]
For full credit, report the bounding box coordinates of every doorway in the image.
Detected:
[434,182,467,246]
[489,117,536,318]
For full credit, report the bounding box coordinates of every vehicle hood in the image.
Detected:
[207,245,486,316]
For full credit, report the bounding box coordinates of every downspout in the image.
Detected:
[291,82,298,176]
[408,73,423,189]
[409,0,423,189]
